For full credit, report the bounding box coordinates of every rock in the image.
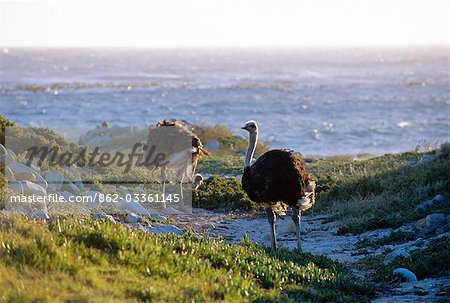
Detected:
[127,222,148,232]
[393,268,417,282]
[33,210,50,220]
[118,185,131,196]
[148,225,184,235]
[150,213,167,221]
[92,212,116,223]
[134,186,143,194]
[118,199,150,216]
[9,162,47,189]
[5,167,15,181]
[125,212,142,223]
[415,213,449,235]
[204,140,220,152]
[384,249,411,265]
[64,179,81,194]
[164,207,185,215]
[415,195,448,214]
[82,191,101,207]
[92,212,107,219]
[45,171,65,191]
[8,181,24,194]
[21,180,46,196]
[104,184,117,192]
[0,144,15,162]
[14,171,36,182]
[421,154,434,164]
[59,191,75,202]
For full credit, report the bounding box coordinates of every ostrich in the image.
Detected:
[139,120,209,203]
[241,120,316,250]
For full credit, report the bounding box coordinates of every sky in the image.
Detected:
[0,0,449,48]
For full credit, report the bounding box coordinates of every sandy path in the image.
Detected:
[170,209,449,302]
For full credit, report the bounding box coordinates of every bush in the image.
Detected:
[193,176,258,211]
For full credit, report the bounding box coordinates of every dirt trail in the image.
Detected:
[172,209,449,302]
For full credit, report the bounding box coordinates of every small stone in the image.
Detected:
[104,184,117,192]
[45,171,65,191]
[33,210,50,220]
[148,225,184,235]
[415,213,449,235]
[64,179,81,194]
[127,222,148,232]
[118,199,150,216]
[125,212,141,223]
[393,268,417,282]
[92,212,116,223]
[92,212,107,219]
[59,191,75,202]
[5,167,15,181]
[21,180,47,196]
[384,249,411,265]
[150,213,167,221]
[118,185,131,196]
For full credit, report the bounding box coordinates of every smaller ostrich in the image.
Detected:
[139,120,209,202]
[241,120,315,250]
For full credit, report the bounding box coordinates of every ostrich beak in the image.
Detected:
[241,126,247,130]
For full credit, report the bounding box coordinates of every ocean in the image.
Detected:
[1,47,449,156]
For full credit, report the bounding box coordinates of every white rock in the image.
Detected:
[150,213,167,221]
[21,180,46,196]
[45,171,65,191]
[64,179,81,193]
[118,185,131,196]
[148,225,184,235]
[384,249,411,265]
[8,181,24,194]
[33,210,50,220]
[127,222,148,232]
[59,191,75,202]
[125,212,141,223]
[5,167,16,181]
[92,212,107,219]
[92,212,116,223]
[9,162,47,189]
[104,184,117,192]
[6,148,17,160]
[393,268,417,282]
[118,199,150,216]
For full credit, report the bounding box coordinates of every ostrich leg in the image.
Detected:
[292,208,302,251]
[266,207,277,250]
[160,167,167,208]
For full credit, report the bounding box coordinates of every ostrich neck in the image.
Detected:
[244,132,258,168]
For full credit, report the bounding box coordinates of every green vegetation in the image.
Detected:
[309,149,449,234]
[193,176,257,211]
[357,237,449,282]
[194,124,269,157]
[0,214,373,302]
[0,115,14,146]
[197,156,243,175]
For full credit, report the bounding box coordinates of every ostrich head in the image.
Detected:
[192,173,204,190]
[241,120,258,133]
